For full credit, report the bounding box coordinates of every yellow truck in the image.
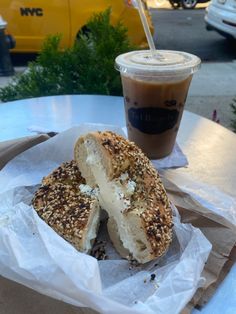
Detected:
[0,0,153,53]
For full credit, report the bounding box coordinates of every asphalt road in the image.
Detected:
[10,7,236,65]
[151,8,236,61]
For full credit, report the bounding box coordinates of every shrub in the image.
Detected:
[0,8,136,102]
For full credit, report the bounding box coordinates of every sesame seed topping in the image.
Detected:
[32,160,97,252]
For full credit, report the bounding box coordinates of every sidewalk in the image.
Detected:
[186,61,236,129]
[0,67,26,88]
[0,62,236,130]
[185,61,236,129]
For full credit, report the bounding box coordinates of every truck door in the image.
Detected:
[1,0,71,52]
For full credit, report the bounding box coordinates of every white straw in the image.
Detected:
[136,0,157,58]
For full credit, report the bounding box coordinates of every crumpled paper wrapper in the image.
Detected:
[0,124,211,314]
[161,176,236,313]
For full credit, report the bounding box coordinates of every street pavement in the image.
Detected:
[150,8,236,62]
[1,61,235,131]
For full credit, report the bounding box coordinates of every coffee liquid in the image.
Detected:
[122,75,192,159]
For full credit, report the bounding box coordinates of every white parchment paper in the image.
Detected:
[161,171,236,227]
[0,124,212,314]
[28,124,188,169]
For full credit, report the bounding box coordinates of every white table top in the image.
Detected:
[0,94,235,314]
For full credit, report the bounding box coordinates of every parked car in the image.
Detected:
[169,0,210,9]
[205,0,236,40]
[0,0,153,53]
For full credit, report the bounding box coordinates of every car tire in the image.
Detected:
[169,0,181,8]
[225,35,236,43]
[181,0,197,9]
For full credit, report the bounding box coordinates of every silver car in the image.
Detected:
[205,0,236,39]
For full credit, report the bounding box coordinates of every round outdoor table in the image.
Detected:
[0,95,235,314]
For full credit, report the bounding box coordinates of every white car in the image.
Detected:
[205,0,236,40]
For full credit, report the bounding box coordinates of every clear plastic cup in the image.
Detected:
[115,50,201,159]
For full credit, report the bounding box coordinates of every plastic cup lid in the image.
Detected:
[115,50,201,77]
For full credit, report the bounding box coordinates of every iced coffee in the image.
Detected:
[115,50,201,159]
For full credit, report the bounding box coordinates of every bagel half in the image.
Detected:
[74,131,173,263]
[32,160,100,253]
